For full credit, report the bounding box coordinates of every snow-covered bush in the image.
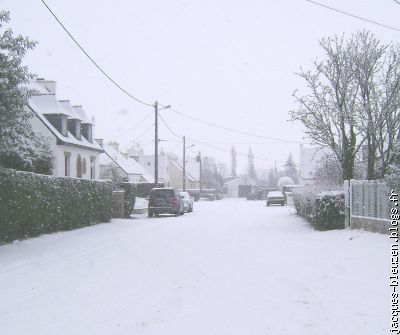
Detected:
[314,191,345,230]
[0,167,112,243]
[118,182,136,218]
[293,186,345,230]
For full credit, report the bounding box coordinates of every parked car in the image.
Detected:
[148,188,185,217]
[266,191,285,206]
[179,191,194,212]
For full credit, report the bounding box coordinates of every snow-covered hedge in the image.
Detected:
[0,167,112,243]
[294,187,345,230]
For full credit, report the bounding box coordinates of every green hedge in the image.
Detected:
[0,167,112,243]
[294,189,345,230]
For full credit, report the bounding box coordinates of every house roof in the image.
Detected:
[170,160,197,182]
[73,105,93,124]
[137,154,168,181]
[28,83,102,152]
[224,175,257,185]
[30,94,70,117]
[100,144,154,182]
[58,100,83,121]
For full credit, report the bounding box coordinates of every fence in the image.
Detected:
[344,179,392,234]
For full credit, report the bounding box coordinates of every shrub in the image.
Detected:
[118,182,136,218]
[293,186,345,230]
[315,191,345,230]
[135,182,165,198]
[0,167,112,243]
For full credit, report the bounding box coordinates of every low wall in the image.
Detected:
[351,215,390,235]
[112,191,125,218]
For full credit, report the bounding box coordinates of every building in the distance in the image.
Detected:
[298,144,329,185]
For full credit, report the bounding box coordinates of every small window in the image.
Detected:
[76,154,82,178]
[90,156,96,179]
[64,152,71,176]
[82,158,87,175]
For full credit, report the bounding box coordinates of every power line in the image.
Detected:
[111,113,152,140]
[186,137,287,164]
[121,123,155,150]
[304,0,400,33]
[158,112,182,138]
[41,0,154,107]
[42,0,307,146]
[164,106,304,144]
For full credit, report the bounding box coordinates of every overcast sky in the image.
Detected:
[2,0,400,174]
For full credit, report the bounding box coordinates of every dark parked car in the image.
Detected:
[266,191,285,206]
[148,188,185,217]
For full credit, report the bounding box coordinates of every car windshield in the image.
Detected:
[151,189,175,198]
[268,191,283,198]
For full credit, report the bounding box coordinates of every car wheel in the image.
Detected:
[174,211,179,217]
[148,211,153,217]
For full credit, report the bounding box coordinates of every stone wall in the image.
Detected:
[112,191,125,218]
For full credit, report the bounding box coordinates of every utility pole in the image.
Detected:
[183,136,186,191]
[154,101,159,187]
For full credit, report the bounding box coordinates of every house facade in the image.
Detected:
[136,154,199,189]
[28,79,102,179]
[298,144,330,185]
[223,175,257,197]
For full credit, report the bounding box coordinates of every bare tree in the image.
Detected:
[291,31,400,180]
[350,31,400,179]
[291,34,360,180]
[247,147,257,180]
[231,145,237,177]
[314,154,343,186]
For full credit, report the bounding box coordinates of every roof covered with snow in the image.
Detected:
[28,79,102,152]
[100,144,154,182]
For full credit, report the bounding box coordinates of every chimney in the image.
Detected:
[95,138,104,147]
[35,78,57,95]
[109,141,119,152]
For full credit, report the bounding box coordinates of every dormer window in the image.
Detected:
[44,114,68,136]
[81,123,93,142]
[68,119,81,140]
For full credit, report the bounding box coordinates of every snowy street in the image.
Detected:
[0,198,389,334]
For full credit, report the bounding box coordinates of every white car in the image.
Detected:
[179,191,194,212]
[266,191,285,206]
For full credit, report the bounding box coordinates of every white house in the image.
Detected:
[98,142,154,183]
[136,154,199,189]
[223,175,257,197]
[28,78,103,179]
[298,144,330,185]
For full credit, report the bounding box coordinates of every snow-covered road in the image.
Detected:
[0,198,390,334]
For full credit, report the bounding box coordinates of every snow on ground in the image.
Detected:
[134,197,148,210]
[0,198,390,334]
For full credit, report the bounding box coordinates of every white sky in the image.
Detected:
[2,0,400,173]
